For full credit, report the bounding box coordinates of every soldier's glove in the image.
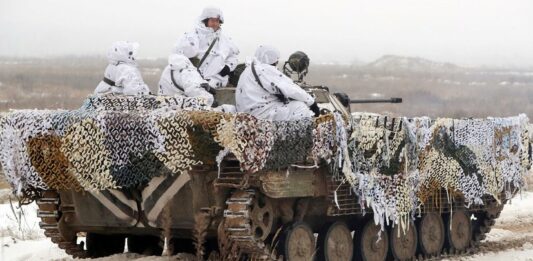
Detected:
[200,83,217,95]
[189,57,200,67]
[309,102,320,117]
[218,65,231,77]
[211,100,219,107]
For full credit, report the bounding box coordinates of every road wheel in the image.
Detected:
[389,221,417,260]
[316,221,353,261]
[128,235,163,256]
[445,210,472,252]
[250,192,275,242]
[353,219,388,261]
[418,212,445,256]
[86,233,125,258]
[278,222,316,261]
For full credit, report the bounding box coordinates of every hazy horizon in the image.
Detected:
[1,0,532,67]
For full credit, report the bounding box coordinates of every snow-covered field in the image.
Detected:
[1,190,533,261]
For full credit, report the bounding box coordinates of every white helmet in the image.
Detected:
[199,6,224,23]
[168,54,192,71]
[254,45,280,65]
[107,41,139,64]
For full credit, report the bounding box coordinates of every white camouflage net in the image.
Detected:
[0,96,530,231]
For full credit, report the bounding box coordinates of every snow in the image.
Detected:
[497,191,533,227]
[88,253,196,260]
[1,189,533,260]
[141,68,161,76]
[0,236,68,261]
[456,248,533,261]
[0,201,45,241]
[0,199,67,261]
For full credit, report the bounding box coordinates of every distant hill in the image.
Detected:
[366,55,461,73]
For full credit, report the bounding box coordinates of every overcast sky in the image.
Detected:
[1,0,532,67]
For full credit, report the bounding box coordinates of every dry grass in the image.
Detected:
[0,56,165,110]
[0,56,532,119]
[305,66,533,118]
[0,56,531,190]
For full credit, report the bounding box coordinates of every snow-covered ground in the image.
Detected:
[1,190,533,260]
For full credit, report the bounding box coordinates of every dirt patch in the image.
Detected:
[495,220,533,233]
[525,174,533,192]
[440,233,533,260]
[477,235,533,254]
[0,189,13,203]
[0,172,9,190]
[0,167,12,203]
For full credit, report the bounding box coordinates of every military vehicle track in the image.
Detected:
[410,200,505,260]
[35,188,504,261]
[221,189,278,260]
[36,190,87,258]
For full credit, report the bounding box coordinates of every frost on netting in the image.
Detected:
[0,95,530,231]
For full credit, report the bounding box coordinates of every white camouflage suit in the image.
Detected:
[94,41,150,95]
[173,7,239,88]
[236,46,315,121]
[158,54,214,106]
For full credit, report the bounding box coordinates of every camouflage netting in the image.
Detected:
[0,95,531,230]
[80,94,208,111]
[348,113,531,229]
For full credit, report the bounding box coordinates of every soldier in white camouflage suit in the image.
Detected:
[94,41,150,96]
[158,53,215,106]
[236,45,320,121]
[173,6,240,89]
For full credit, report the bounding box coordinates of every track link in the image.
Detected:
[36,190,87,258]
[222,190,278,260]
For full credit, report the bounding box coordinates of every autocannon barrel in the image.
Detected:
[350,97,403,104]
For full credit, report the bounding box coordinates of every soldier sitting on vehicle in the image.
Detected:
[94,41,150,96]
[158,53,216,107]
[173,6,240,89]
[236,45,320,121]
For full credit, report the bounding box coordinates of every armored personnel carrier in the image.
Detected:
[0,53,530,261]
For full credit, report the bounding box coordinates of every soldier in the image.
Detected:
[236,45,320,121]
[173,6,239,89]
[94,41,150,95]
[158,53,215,106]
